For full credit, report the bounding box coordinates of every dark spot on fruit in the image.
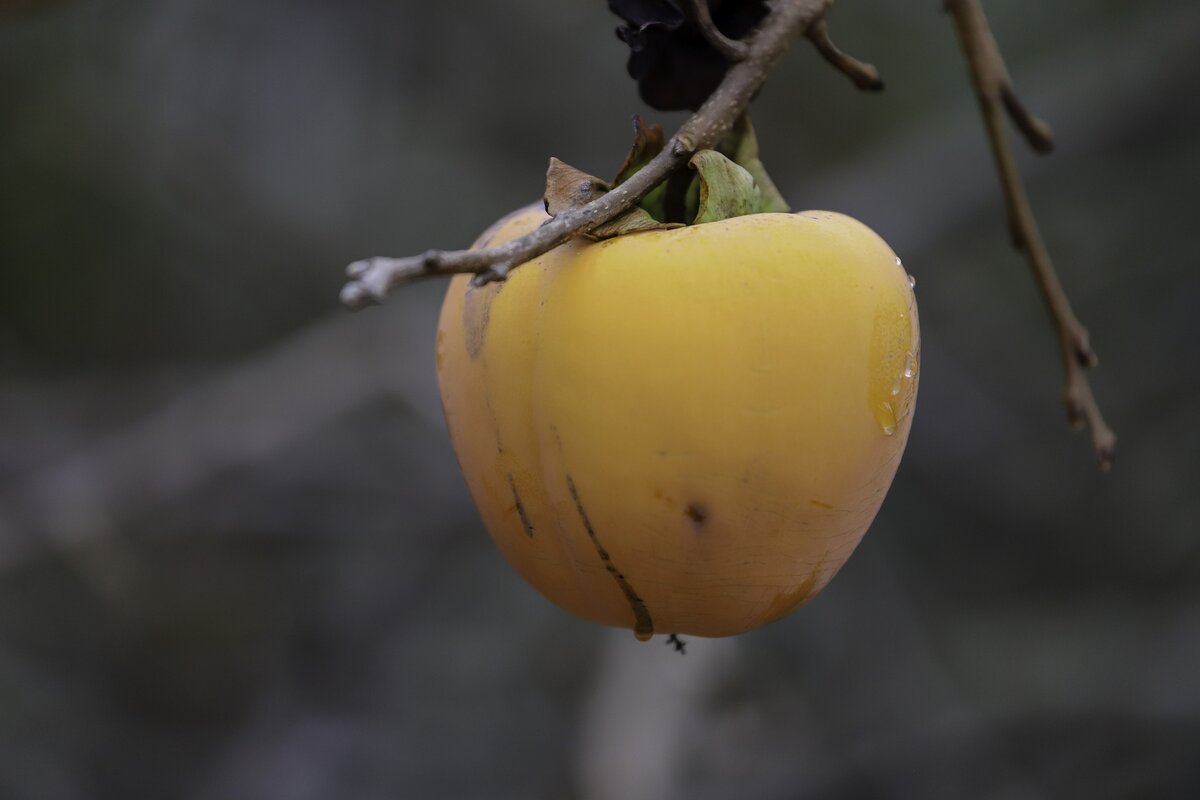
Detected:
[809,499,834,510]
[508,475,534,538]
[684,502,708,528]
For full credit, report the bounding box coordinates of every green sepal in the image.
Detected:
[689,150,760,225]
[725,115,790,213]
[590,207,683,240]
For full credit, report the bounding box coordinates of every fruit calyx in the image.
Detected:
[543,113,789,240]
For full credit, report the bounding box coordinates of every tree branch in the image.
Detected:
[682,0,749,63]
[946,0,1115,468]
[806,18,884,92]
[340,0,834,310]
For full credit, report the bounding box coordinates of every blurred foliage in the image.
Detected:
[1,1,1199,798]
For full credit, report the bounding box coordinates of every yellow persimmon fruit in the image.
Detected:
[436,204,919,639]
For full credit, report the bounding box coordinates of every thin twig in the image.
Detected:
[682,0,748,62]
[946,0,1115,468]
[806,18,884,91]
[341,0,834,309]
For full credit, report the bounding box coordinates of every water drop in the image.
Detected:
[895,256,903,268]
[874,400,897,436]
[907,274,917,289]
[903,351,915,379]
[891,381,901,397]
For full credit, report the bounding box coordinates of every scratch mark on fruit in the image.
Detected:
[508,474,534,538]
[809,499,834,510]
[684,502,708,529]
[462,281,502,359]
[566,475,654,640]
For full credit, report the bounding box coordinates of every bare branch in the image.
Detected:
[806,18,884,92]
[682,0,748,62]
[1000,86,1055,154]
[341,0,834,310]
[947,0,1115,468]
[945,0,1054,153]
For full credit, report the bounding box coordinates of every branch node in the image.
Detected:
[472,264,510,287]
[421,249,444,272]
[1001,87,1055,153]
[1071,328,1098,369]
[345,258,372,279]
[340,276,384,310]
[807,18,884,92]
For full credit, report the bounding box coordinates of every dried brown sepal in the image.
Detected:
[544,157,611,217]
[613,115,667,186]
[544,156,681,240]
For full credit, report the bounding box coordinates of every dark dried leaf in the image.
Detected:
[609,0,770,111]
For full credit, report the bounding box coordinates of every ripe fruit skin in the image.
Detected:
[436,205,918,638]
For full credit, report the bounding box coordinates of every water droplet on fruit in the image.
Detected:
[875,400,897,436]
[907,274,917,289]
[870,286,918,439]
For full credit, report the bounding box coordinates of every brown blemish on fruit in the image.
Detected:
[462,281,502,359]
[684,502,708,528]
[809,499,834,510]
[567,475,653,640]
[508,475,534,538]
[762,559,826,624]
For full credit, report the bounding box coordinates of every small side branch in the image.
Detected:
[683,0,748,62]
[807,18,884,91]
[946,0,1115,467]
[342,0,835,309]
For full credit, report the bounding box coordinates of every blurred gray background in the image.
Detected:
[2,1,1198,798]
